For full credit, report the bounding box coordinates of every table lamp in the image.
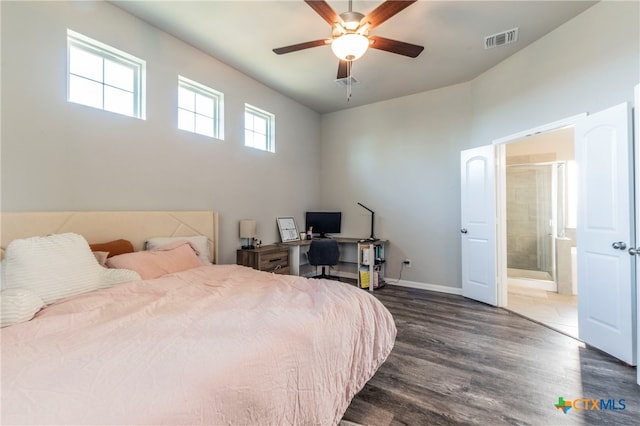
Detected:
[239,219,257,249]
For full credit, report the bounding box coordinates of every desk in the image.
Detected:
[279,238,388,290]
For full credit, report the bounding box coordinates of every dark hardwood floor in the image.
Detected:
[342,285,639,426]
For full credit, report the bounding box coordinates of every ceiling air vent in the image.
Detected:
[484,28,518,49]
[334,75,359,87]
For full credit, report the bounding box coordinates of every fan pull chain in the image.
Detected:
[346,61,352,102]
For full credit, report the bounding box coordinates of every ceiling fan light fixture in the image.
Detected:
[340,11,365,31]
[331,33,369,61]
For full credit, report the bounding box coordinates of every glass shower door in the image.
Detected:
[506,164,554,281]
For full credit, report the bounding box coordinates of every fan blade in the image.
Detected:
[364,0,417,30]
[337,60,350,79]
[369,35,424,58]
[273,39,331,55]
[304,0,340,26]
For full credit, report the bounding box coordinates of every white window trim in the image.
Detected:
[67,29,146,119]
[244,103,275,153]
[178,76,224,140]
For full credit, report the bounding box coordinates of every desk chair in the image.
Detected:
[307,239,340,280]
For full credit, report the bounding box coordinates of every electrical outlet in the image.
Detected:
[403,259,412,268]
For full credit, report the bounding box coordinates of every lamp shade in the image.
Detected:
[239,220,257,239]
[331,33,369,61]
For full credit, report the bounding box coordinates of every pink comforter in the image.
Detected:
[1,265,396,425]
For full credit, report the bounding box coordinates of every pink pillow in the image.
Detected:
[106,241,203,279]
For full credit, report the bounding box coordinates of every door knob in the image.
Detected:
[612,241,627,250]
[629,247,640,256]
[460,228,468,234]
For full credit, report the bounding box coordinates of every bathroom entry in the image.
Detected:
[503,127,579,338]
[462,104,636,362]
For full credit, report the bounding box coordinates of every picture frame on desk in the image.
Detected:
[276,216,300,242]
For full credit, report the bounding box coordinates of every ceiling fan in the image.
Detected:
[273,0,424,80]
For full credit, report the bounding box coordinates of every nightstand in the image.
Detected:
[236,244,290,275]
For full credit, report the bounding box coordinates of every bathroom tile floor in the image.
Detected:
[506,285,578,339]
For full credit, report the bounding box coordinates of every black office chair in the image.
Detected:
[307,239,340,280]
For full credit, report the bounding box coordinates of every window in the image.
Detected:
[177,76,224,139]
[67,30,145,119]
[244,104,275,152]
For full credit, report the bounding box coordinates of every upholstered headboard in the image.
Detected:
[1,211,219,263]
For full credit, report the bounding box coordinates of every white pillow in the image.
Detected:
[98,267,141,290]
[0,259,6,290]
[145,236,211,264]
[4,233,140,305]
[0,288,44,327]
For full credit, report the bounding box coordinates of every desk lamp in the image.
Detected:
[358,202,378,241]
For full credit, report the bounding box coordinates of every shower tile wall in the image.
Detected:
[507,168,541,270]
[506,155,554,274]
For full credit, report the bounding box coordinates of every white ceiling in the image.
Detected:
[111,1,597,114]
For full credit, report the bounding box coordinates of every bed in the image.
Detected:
[0,211,396,425]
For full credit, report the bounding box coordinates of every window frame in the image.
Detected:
[177,76,225,140]
[67,29,146,119]
[244,103,275,153]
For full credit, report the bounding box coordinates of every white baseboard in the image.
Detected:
[311,272,464,296]
[385,279,463,295]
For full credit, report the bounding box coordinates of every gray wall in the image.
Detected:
[0,1,322,264]
[320,1,639,291]
[470,1,639,146]
[321,83,472,290]
[2,1,638,291]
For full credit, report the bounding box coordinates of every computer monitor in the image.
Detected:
[305,212,341,238]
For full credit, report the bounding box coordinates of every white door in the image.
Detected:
[635,84,640,384]
[461,145,497,306]
[576,102,636,365]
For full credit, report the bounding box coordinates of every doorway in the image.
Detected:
[463,104,637,365]
[501,127,579,339]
